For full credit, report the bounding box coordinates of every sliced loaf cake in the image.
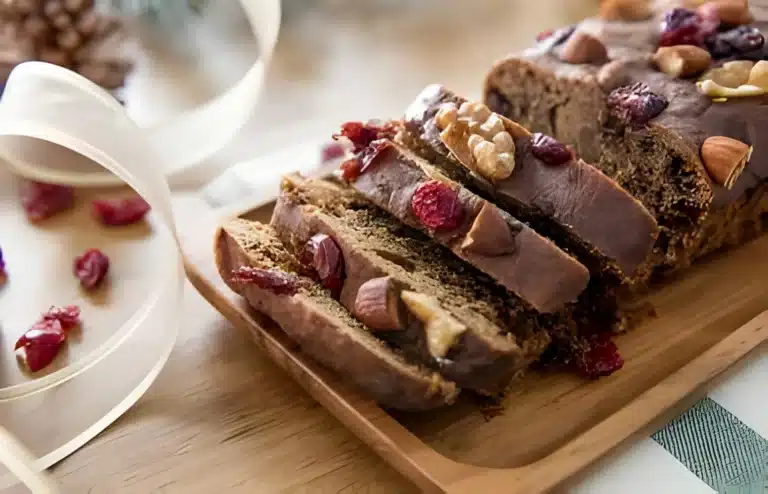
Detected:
[215,220,459,410]
[397,84,659,284]
[334,132,590,313]
[272,173,561,394]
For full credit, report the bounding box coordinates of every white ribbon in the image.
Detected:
[0,0,280,491]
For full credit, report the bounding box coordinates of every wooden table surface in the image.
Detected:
[26,2,600,492]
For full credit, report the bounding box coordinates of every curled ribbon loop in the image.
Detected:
[0,0,280,491]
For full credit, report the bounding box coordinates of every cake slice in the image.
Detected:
[334,126,591,313]
[271,174,559,394]
[483,1,768,284]
[215,219,459,410]
[397,85,659,284]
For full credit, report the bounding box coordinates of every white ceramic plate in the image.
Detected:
[0,165,177,489]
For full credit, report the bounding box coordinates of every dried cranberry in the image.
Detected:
[74,248,110,290]
[340,158,362,181]
[573,333,624,379]
[485,88,511,118]
[659,8,715,47]
[41,305,81,332]
[530,133,573,166]
[410,180,464,231]
[706,26,765,59]
[321,141,345,163]
[15,319,67,372]
[92,196,151,226]
[606,83,668,126]
[19,180,75,223]
[230,267,300,295]
[333,120,397,153]
[301,234,345,298]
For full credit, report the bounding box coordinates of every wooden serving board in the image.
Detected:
[183,197,768,494]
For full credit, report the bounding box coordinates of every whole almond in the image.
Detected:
[653,45,711,78]
[559,31,608,65]
[697,0,754,26]
[352,276,406,331]
[700,136,752,189]
[461,201,519,257]
[600,0,653,21]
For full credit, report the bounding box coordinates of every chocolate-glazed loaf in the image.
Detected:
[337,134,591,314]
[398,84,658,284]
[484,0,768,286]
[271,174,559,394]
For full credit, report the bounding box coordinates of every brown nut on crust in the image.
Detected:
[701,136,752,189]
[697,0,754,26]
[600,0,653,21]
[400,291,467,359]
[353,276,406,331]
[559,31,609,65]
[653,45,711,78]
[461,202,519,257]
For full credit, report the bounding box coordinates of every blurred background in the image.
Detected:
[113,0,597,166]
[0,0,597,181]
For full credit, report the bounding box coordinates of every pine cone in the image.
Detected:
[0,0,133,90]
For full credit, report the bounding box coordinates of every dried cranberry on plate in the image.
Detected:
[15,318,67,373]
[92,196,151,226]
[20,180,75,223]
[74,248,110,290]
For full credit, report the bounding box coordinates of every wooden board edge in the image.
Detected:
[183,257,479,493]
[441,310,768,493]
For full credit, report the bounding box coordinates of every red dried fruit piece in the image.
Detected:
[301,233,345,299]
[41,305,81,332]
[333,120,397,153]
[15,319,67,372]
[321,141,345,163]
[574,333,624,379]
[74,248,110,290]
[606,83,668,126]
[339,140,393,182]
[230,267,300,295]
[92,196,151,226]
[410,180,464,231]
[340,158,362,181]
[659,7,716,47]
[20,180,75,223]
[530,133,573,166]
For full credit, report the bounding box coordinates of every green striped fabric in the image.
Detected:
[653,398,768,493]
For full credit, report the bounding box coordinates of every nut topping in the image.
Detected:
[700,136,752,189]
[652,45,711,78]
[353,276,406,331]
[461,202,519,257]
[697,0,754,26]
[696,79,765,98]
[435,100,519,181]
[746,60,768,90]
[400,291,467,359]
[600,0,653,21]
[559,31,609,65]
